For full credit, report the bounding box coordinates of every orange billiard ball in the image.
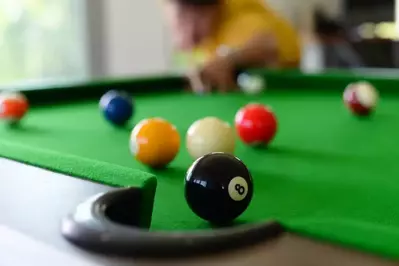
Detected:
[0,92,29,124]
[130,118,180,168]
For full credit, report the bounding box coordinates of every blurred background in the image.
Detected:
[0,0,396,88]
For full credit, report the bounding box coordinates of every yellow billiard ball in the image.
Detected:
[130,118,180,168]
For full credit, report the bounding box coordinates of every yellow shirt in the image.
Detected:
[179,0,300,68]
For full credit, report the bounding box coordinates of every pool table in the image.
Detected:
[1,69,399,265]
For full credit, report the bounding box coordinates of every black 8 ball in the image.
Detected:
[185,152,253,225]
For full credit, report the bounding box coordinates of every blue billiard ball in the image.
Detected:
[100,90,134,126]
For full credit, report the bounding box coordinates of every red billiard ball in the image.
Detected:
[343,81,378,116]
[235,103,277,146]
[0,92,29,124]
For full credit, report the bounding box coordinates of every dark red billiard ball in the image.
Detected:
[343,81,379,116]
[235,103,277,146]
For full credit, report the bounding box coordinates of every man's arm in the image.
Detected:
[225,32,279,69]
[189,13,286,92]
[219,14,280,69]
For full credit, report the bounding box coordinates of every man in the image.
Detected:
[162,0,301,92]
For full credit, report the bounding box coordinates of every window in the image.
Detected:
[0,0,88,88]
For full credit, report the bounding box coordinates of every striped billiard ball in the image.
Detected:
[343,81,379,116]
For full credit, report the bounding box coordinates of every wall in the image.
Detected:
[266,0,344,32]
[89,0,172,77]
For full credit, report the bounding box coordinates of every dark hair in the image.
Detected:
[314,9,344,35]
[171,0,219,6]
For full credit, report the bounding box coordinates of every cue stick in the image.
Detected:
[188,52,208,94]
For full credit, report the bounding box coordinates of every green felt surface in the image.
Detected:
[2,71,399,259]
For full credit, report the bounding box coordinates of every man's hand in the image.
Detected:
[187,31,281,94]
[188,55,237,93]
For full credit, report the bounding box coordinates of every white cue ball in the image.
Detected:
[186,117,235,160]
[237,73,265,95]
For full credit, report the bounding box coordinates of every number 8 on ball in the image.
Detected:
[228,176,249,201]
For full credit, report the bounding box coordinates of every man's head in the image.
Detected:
[163,0,222,50]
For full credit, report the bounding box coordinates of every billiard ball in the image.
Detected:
[130,117,180,168]
[235,103,277,146]
[185,152,253,224]
[0,91,29,124]
[343,81,378,116]
[100,90,133,126]
[186,117,235,160]
[237,73,265,95]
